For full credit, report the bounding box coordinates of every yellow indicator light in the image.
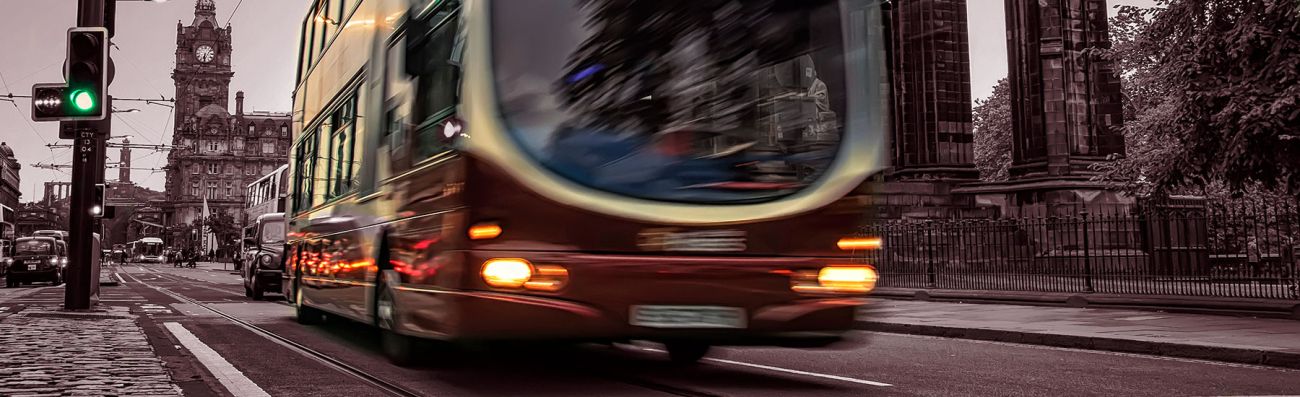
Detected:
[524,265,570,292]
[482,258,532,288]
[792,265,879,294]
[837,237,882,251]
[468,223,502,240]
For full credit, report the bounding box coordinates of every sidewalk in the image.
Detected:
[0,305,182,396]
[873,287,1300,318]
[857,298,1300,369]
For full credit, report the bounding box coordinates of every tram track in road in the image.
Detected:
[119,266,425,397]
[117,265,728,397]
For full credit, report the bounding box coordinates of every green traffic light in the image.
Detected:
[70,89,96,112]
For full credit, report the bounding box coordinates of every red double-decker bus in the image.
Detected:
[285,0,889,365]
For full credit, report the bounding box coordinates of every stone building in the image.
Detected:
[163,0,292,229]
[14,203,63,238]
[0,142,19,239]
[954,0,1129,217]
[884,0,977,180]
[872,0,987,219]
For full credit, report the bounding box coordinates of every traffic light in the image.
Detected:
[91,183,105,217]
[66,27,108,120]
[31,83,71,121]
[31,28,109,122]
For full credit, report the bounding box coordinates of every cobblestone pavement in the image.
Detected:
[0,305,182,397]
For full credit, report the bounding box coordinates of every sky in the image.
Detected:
[0,0,1155,203]
[0,0,310,202]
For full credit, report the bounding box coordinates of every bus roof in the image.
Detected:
[256,212,285,222]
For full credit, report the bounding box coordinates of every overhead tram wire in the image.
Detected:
[111,43,169,100]
[0,69,54,147]
[11,61,63,86]
[225,0,245,26]
[115,111,163,145]
[141,107,176,187]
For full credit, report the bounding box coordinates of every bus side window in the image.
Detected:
[386,37,415,175]
[410,9,462,160]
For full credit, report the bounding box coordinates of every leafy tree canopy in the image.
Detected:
[973,78,1012,181]
[1096,0,1300,198]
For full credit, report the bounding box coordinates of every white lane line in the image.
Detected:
[163,322,272,397]
[640,347,892,387]
[705,357,893,387]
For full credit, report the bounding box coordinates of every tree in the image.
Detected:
[973,78,1012,181]
[204,212,240,257]
[1095,0,1300,197]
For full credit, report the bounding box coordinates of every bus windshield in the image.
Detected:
[491,0,847,203]
[16,240,53,255]
[138,242,162,256]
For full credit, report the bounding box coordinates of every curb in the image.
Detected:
[856,321,1300,370]
[873,289,1300,320]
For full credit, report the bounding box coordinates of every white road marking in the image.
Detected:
[115,273,127,284]
[640,347,892,387]
[163,322,271,397]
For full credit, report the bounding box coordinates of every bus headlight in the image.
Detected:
[792,265,879,294]
[481,258,568,291]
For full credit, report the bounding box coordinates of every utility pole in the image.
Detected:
[64,0,112,310]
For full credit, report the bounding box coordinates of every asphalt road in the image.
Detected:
[5,263,1300,397]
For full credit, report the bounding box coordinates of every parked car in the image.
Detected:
[241,213,285,300]
[5,236,65,287]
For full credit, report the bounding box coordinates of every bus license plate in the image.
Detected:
[630,306,746,329]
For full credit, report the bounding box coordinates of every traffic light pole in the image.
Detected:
[65,120,107,310]
[65,0,109,311]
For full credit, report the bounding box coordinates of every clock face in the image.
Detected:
[196,45,214,63]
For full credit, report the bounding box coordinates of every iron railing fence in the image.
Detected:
[860,202,1300,300]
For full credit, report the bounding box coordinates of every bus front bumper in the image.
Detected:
[393,251,870,346]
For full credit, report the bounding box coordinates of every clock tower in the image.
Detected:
[172,0,232,118]
[163,0,292,241]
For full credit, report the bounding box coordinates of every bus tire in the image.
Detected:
[664,342,711,365]
[294,286,325,325]
[376,280,425,367]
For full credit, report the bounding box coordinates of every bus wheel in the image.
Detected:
[664,342,711,365]
[294,286,325,325]
[376,283,425,367]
